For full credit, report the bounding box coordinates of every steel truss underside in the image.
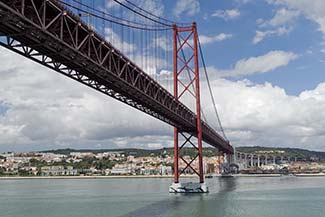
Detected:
[0,0,233,154]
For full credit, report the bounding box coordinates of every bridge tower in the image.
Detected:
[169,23,208,193]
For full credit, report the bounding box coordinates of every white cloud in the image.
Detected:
[199,33,232,45]
[212,9,241,20]
[137,0,165,17]
[253,31,268,44]
[0,46,172,151]
[266,0,325,37]
[1,32,325,153]
[208,50,297,77]
[253,8,298,44]
[111,136,172,149]
[153,36,172,51]
[253,26,292,44]
[0,45,325,151]
[105,28,136,54]
[105,27,170,79]
[147,143,164,149]
[265,8,300,27]
[173,0,200,17]
[204,79,325,151]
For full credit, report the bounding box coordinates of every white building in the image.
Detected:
[160,165,172,175]
[110,167,131,175]
[41,166,77,176]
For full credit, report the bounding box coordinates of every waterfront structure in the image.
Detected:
[160,165,172,175]
[19,166,38,176]
[41,166,77,176]
[110,167,132,175]
[235,152,301,168]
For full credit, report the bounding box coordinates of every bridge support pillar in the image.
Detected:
[265,155,268,165]
[257,155,260,167]
[169,23,207,193]
[244,154,248,168]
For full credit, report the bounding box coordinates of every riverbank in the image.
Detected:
[235,174,282,177]
[235,173,325,177]
[0,175,188,180]
[236,173,325,177]
[295,173,325,177]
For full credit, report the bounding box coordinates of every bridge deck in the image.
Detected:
[0,0,233,154]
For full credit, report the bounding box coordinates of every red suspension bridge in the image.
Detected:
[0,0,234,192]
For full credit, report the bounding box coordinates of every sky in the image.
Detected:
[0,0,325,152]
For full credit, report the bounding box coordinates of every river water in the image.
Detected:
[0,176,325,217]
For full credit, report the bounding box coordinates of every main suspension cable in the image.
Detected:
[112,0,172,27]
[58,0,172,31]
[122,0,191,27]
[68,0,167,29]
[198,37,228,141]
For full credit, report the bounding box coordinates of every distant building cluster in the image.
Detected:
[0,150,224,176]
[1,149,325,177]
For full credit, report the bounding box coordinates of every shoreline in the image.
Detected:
[235,174,282,177]
[0,175,187,180]
[295,173,325,177]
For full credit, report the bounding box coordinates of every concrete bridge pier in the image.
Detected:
[265,155,268,165]
[257,155,260,167]
[244,154,248,167]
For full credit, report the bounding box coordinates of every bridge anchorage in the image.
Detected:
[0,0,234,193]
